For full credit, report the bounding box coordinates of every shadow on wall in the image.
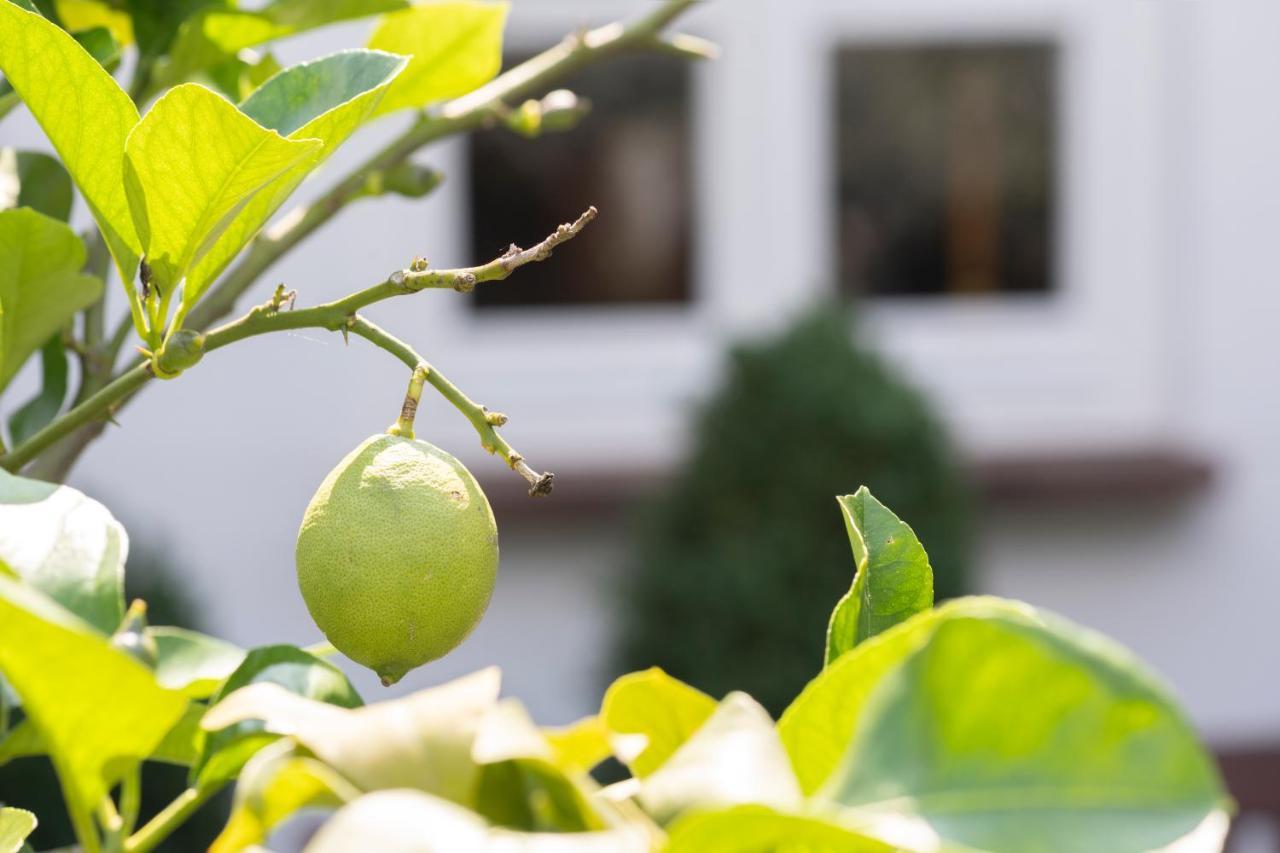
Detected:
[611,305,974,716]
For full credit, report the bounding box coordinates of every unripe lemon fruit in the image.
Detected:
[296,434,499,685]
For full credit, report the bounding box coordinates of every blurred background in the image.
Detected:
[4,0,1280,848]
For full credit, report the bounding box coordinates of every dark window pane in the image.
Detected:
[836,43,1057,297]
[470,53,693,308]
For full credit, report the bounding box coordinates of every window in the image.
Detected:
[835,43,1057,298]
[469,53,693,308]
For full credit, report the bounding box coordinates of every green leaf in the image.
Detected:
[149,702,206,766]
[0,467,126,632]
[366,0,507,117]
[638,693,801,825]
[161,0,407,84]
[303,789,646,853]
[124,0,226,59]
[152,626,246,697]
[122,83,323,296]
[822,606,1229,852]
[0,807,36,853]
[203,667,498,804]
[0,0,141,281]
[544,716,612,775]
[0,575,188,823]
[193,643,360,786]
[666,805,893,853]
[55,0,133,47]
[780,597,1031,796]
[0,209,103,393]
[826,487,934,665]
[600,668,716,779]
[210,738,360,853]
[182,49,404,307]
[6,334,68,446]
[0,148,73,220]
[0,719,43,766]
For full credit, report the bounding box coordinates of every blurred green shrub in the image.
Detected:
[613,306,973,715]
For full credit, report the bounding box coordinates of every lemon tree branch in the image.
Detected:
[2,211,594,487]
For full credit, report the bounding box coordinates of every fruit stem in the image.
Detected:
[388,365,430,440]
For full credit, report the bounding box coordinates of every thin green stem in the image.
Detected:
[68,800,101,853]
[1,210,590,488]
[119,769,142,838]
[124,785,221,853]
[388,365,429,439]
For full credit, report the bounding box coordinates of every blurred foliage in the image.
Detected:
[613,306,973,715]
[0,540,230,851]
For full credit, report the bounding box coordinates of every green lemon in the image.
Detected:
[295,434,499,685]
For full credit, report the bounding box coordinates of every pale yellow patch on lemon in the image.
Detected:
[296,435,498,685]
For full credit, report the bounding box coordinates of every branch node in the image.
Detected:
[483,408,508,426]
[410,256,429,272]
[453,273,477,293]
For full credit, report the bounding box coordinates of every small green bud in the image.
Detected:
[539,89,590,133]
[379,163,444,199]
[152,329,206,378]
[111,599,158,668]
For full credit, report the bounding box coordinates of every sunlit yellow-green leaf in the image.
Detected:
[366,1,507,117]
[0,806,36,853]
[0,575,188,824]
[545,715,612,774]
[160,0,408,84]
[55,0,133,45]
[600,668,716,778]
[666,805,893,853]
[123,83,323,295]
[0,0,141,282]
[183,50,404,307]
[0,210,102,393]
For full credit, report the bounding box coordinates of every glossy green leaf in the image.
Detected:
[0,719,43,766]
[600,668,716,779]
[203,668,498,804]
[161,0,407,84]
[124,0,226,59]
[182,49,404,306]
[303,789,647,853]
[780,597,1031,796]
[0,148,73,220]
[123,83,322,296]
[0,468,126,632]
[210,738,360,853]
[366,0,507,117]
[0,575,188,823]
[193,644,360,786]
[823,607,1229,852]
[826,487,933,665]
[0,1,141,281]
[7,335,68,446]
[638,693,801,825]
[207,50,283,102]
[149,702,206,766]
[470,699,606,832]
[0,209,103,392]
[152,626,246,697]
[666,805,893,853]
[0,807,36,853]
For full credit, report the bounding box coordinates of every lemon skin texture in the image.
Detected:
[296,434,499,685]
